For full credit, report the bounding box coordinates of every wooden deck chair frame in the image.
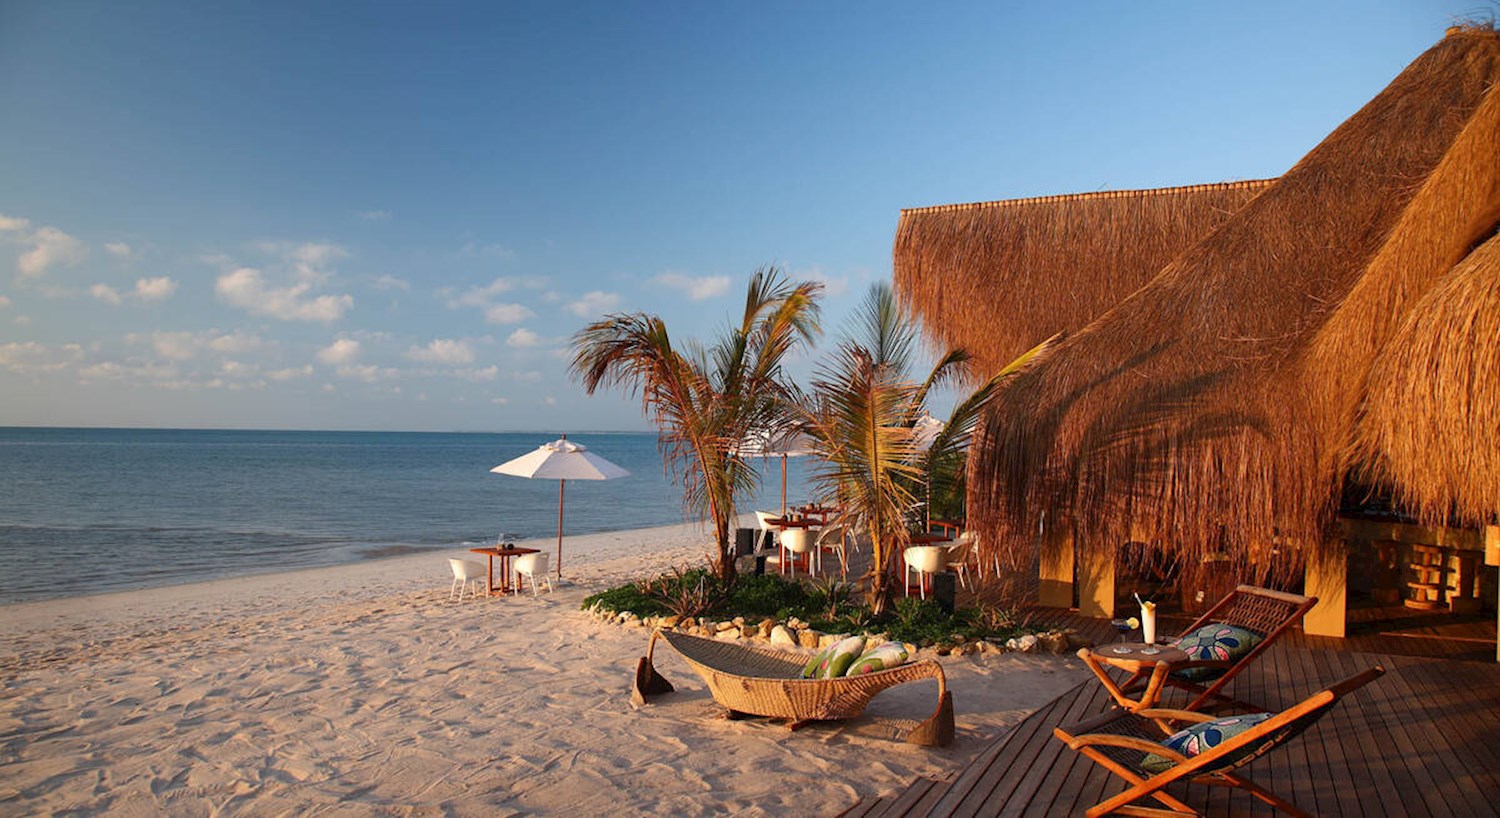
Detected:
[1055,666,1384,817]
[1119,585,1317,712]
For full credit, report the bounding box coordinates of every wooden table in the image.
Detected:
[908,531,953,545]
[1079,642,1190,712]
[468,546,541,596]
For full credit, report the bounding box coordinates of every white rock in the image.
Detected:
[770,625,796,646]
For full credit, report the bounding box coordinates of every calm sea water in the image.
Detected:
[0,427,813,604]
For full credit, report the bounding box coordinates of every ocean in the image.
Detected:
[0,427,814,604]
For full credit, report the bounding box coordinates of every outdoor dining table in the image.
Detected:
[468,545,542,596]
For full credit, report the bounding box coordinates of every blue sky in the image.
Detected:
[0,1,1473,431]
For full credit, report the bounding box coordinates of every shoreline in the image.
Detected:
[0,519,1089,816]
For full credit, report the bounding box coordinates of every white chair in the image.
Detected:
[449,558,485,601]
[903,545,947,599]
[816,524,853,577]
[754,510,783,551]
[945,532,978,590]
[513,552,553,597]
[780,527,818,577]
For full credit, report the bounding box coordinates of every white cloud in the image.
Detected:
[77,360,180,382]
[206,330,263,355]
[506,327,542,348]
[16,225,86,279]
[317,338,361,365]
[216,267,353,323]
[0,295,9,308]
[374,275,410,291]
[484,303,535,324]
[449,278,519,308]
[458,241,515,260]
[543,396,557,406]
[133,277,177,302]
[406,338,475,364]
[491,396,510,405]
[459,365,499,382]
[105,242,134,259]
[0,341,82,373]
[566,290,620,318]
[336,364,400,382]
[653,272,731,301]
[801,266,850,298]
[90,283,123,305]
[0,215,31,233]
[357,210,391,221]
[267,365,314,381]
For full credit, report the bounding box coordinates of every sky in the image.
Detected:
[0,1,1481,432]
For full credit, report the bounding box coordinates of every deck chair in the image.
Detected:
[1120,585,1317,712]
[1055,666,1383,817]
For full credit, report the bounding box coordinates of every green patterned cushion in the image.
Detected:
[1171,623,1262,681]
[802,644,833,678]
[1141,712,1274,773]
[806,635,866,679]
[845,642,910,676]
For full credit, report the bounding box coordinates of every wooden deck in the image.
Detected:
[841,642,1500,816]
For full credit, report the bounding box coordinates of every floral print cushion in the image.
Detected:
[1140,712,1275,773]
[1169,623,1262,681]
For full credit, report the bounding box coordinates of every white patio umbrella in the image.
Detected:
[490,436,629,578]
[741,427,816,516]
[911,412,946,528]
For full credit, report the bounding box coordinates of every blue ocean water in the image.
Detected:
[0,427,813,604]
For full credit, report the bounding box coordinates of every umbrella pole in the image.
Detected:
[557,479,566,578]
[781,455,788,517]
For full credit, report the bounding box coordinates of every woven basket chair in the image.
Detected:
[631,630,954,747]
[1118,585,1318,712]
[1055,666,1383,817]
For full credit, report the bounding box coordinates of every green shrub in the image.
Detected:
[584,569,1041,648]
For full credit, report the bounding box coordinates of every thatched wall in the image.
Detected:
[962,26,1500,578]
[894,181,1273,372]
[1355,230,1500,525]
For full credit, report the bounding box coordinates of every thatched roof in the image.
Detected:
[1355,229,1500,525]
[901,26,1500,577]
[894,181,1274,371]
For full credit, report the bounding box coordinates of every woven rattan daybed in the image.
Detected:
[631,629,954,746]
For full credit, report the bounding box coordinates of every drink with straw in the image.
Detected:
[1140,599,1158,652]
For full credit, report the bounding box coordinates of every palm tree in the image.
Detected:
[569,267,822,582]
[797,283,1050,613]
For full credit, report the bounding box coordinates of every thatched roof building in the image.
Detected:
[894,180,1274,372]
[895,26,1500,582]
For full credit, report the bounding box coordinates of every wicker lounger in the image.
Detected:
[632,629,955,747]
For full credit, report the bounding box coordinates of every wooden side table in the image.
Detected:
[1079,642,1190,712]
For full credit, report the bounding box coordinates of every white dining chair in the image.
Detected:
[513,552,553,597]
[903,545,947,599]
[945,532,978,590]
[780,527,818,577]
[449,558,486,601]
[816,524,852,577]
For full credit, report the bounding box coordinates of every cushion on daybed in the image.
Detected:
[803,635,866,679]
[845,642,910,676]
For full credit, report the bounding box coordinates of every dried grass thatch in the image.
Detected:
[894,181,1273,371]
[1354,230,1500,525]
[932,26,1500,579]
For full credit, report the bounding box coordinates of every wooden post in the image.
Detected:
[1038,517,1074,608]
[1303,541,1347,638]
[1078,541,1116,618]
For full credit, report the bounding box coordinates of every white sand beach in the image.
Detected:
[0,522,1089,816]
